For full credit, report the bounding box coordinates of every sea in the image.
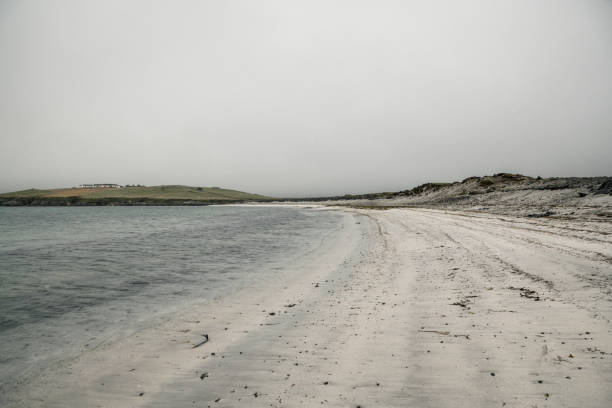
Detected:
[0,205,345,396]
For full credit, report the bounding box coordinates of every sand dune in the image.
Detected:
[11,207,612,407]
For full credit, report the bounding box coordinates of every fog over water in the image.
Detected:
[1,0,611,196]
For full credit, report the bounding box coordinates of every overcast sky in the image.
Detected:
[1,0,611,196]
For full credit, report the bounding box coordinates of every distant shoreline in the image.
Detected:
[0,196,265,206]
[2,175,610,217]
[0,185,271,206]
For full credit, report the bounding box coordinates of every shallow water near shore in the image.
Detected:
[0,205,344,397]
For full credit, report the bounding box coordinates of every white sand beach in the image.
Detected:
[10,206,612,408]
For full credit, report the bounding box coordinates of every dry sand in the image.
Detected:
[9,207,612,407]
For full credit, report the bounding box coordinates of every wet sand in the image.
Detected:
[9,207,612,407]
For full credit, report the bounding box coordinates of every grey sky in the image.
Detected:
[1,0,611,197]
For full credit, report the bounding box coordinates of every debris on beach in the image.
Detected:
[418,329,470,339]
[508,286,541,301]
[419,329,450,336]
[451,299,469,308]
[192,333,209,349]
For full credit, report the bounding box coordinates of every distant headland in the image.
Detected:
[0,185,271,206]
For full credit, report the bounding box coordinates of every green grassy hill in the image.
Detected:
[0,185,271,205]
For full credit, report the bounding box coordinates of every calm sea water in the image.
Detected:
[0,205,344,393]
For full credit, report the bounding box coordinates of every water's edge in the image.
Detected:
[0,205,352,402]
